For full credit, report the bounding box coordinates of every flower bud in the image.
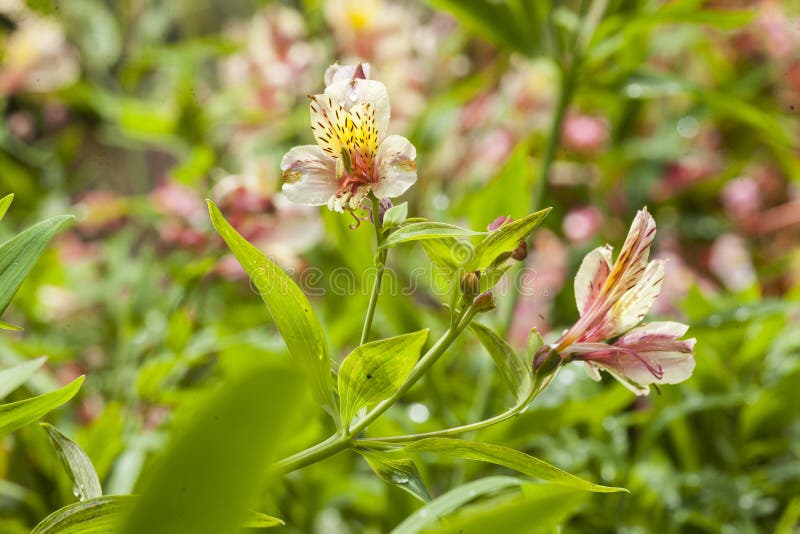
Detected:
[472,290,496,313]
[533,344,562,380]
[459,270,481,301]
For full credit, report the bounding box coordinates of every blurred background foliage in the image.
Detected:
[1,0,799,532]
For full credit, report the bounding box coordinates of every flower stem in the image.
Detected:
[360,195,386,345]
[354,376,553,446]
[273,433,350,473]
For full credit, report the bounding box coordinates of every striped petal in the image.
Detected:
[325,78,390,140]
[574,245,613,316]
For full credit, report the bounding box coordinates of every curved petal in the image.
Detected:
[325,78,390,138]
[372,135,417,199]
[309,95,350,157]
[603,208,657,303]
[280,145,339,206]
[574,245,613,316]
[605,259,665,337]
[617,321,689,345]
[324,62,371,86]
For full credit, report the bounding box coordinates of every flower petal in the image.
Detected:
[280,145,339,206]
[309,94,352,158]
[372,135,417,199]
[602,208,657,303]
[574,245,613,316]
[324,62,371,86]
[325,78,390,138]
[606,259,665,337]
[617,321,689,345]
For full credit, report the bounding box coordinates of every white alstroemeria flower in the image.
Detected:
[533,208,695,395]
[281,63,417,213]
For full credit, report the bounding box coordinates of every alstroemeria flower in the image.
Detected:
[534,208,696,395]
[281,63,417,213]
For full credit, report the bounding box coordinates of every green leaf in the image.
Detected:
[0,214,73,317]
[0,193,13,222]
[425,484,587,534]
[338,330,429,428]
[119,366,310,534]
[382,222,484,249]
[391,476,524,534]
[242,511,285,528]
[469,322,531,403]
[0,356,46,400]
[32,495,284,533]
[40,423,102,502]
[0,319,23,331]
[525,328,545,360]
[0,376,84,436]
[465,209,550,272]
[359,449,431,503]
[207,201,334,415]
[405,438,626,493]
[425,0,538,56]
[32,495,133,534]
[383,202,409,229]
[420,237,469,271]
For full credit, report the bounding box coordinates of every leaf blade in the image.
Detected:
[468,323,531,402]
[0,214,74,316]
[405,438,626,493]
[465,209,550,272]
[0,356,47,400]
[338,330,429,428]
[207,201,334,414]
[40,423,103,502]
[0,376,84,436]
[382,222,484,249]
[391,476,524,534]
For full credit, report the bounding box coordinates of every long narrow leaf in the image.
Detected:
[207,201,334,414]
[0,214,74,316]
[0,376,84,436]
[405,438,626,493]
[0,356,47,400]
[391,476,524,534]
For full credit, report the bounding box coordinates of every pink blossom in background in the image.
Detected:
[709,233,756,291]
[509,229,568,347]
[722,176,761,220]
[563,206,602,244]
[561,113,608,152]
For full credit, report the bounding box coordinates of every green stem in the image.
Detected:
[360,196,386,345]
[273,433,350,473]
[355,376,553,446]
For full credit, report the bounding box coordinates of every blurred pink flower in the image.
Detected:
[758,1,798,59]
[562,206,602,244]
[219,6,321,114]
[722,176,761,220]
[709,233,756,291]
[151,180,206,222]
[508,229,567,346]
[561,113,608,152]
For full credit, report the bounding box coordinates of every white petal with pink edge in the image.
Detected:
[280,145,339,206]
[372,135,417,199]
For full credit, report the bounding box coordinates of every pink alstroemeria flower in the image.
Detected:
[535,208,696,395]
[281,63,417,213]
